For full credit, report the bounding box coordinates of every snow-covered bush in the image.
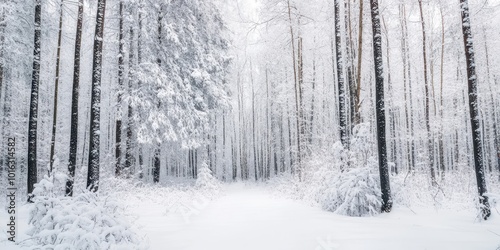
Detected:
[313,160,382,217]
[271,123,383,217]
[196,162,220,191]
[26,176,146,250]
[305,123,381,216]
[332,160,382,216]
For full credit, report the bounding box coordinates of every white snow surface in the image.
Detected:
[137,183,500,250]
[2,182,500,249]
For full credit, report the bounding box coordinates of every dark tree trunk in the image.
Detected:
[49,1,64,174]
[344,1,355,131]
[28,0,42,201]
[115,0,124,177]
[153,148,160,182]
[125,21,135,177]
[66,0,84,196]
[152,6,162,182]
[136,4,144,178]
[0,7,5,103]
[0,7,6,171]
[335,0,348,149]
[459,0,490,220]
[370,0,392,213]
[87,0,107,192]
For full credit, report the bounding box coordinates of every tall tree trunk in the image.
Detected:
[382,15,396,173]
[335,0,348,150]
[49,1,64,174]
[287,0,302,180]
[136,2,144,178]
[298,35,305,157]
[287,98,294,173]
[309,50,316,145]
[370,0,392,213]
[345,1,355,131]
[153,6,163,183]
[66,0,84,196]
[0,6,5,104]
[418,0,436,184]
[265,68,272,177]
[115,0,124,177]
[439,7,445,177]
[250,61,258,181]
[28,0,42,201]
[354,0,364,125]
[0,6,6,171]
[87,0,107,192]
[459,0,490,219]
[400,4,416,170]
[125,18,135,177]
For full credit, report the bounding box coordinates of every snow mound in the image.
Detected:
[25,176,146,250]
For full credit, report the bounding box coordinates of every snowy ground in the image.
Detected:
[136,183,500,250]
[2,183,500,249]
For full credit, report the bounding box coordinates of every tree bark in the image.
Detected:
[0,6,5,103]
[335,0,348,150]
[459,0,490,219]
[66,0,84,196]
[49,1,64,174]
[87,0,107,192]
[354,0,364,125]
[345,1,355,130]
[153,6,162,183]
[439,7,445,176]
[370,0,392,213]
[115,0,124,177]
[125,15,135,178]
[28,0,42,201]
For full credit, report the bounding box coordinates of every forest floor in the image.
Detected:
[1,182,500,249]
[137,183,500,250]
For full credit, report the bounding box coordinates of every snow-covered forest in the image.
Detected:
[1,0,500,249]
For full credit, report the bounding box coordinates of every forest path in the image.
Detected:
[140,183,500,250]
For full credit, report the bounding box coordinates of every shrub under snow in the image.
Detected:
[26,176,145,250]
[330,161,382,217]
[272,123,383,217]
[196,162,220,191]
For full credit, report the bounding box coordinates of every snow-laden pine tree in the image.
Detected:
[125,0,231,177]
